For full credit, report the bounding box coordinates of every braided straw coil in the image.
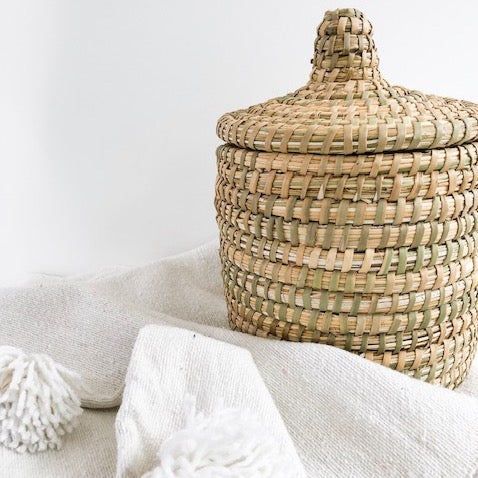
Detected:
[215,8,478,388]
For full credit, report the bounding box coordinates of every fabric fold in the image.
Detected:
[115,325,306,478]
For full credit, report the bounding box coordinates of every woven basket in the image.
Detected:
[215,8,478,388]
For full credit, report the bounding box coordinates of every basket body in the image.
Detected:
[215,8,478,388]
[215,144,478,388]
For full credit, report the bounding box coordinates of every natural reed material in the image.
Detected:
[215,7,478,388]
[217,10,478,155]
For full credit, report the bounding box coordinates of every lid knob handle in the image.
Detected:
[310,8,383,83]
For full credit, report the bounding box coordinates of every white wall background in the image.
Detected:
[1,0,477,283]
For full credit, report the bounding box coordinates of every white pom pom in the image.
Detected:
[0,346,83,453]
[142,396,297,478]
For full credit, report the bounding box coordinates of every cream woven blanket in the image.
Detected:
[1,241,478,477]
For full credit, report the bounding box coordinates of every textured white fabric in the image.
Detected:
[1,408,117,477]
[116,326,306,478]
[1,241,478,477]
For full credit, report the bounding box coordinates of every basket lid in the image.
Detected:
[217,8,478,155]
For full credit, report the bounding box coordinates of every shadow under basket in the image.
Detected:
[215,7,478,388]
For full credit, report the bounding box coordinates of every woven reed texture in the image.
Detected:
[217,10,478,155]
[215,8,478,388]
